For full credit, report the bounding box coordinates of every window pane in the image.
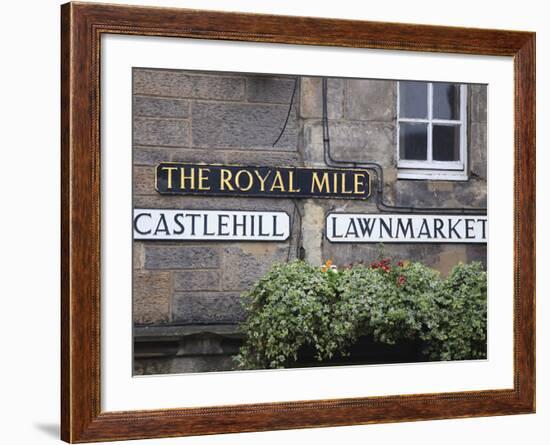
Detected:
[400,122,428,160]
[433,125,461,161]
[433,83,460,120]
[399,81,428,118]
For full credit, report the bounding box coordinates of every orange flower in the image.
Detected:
[321,259,333,273]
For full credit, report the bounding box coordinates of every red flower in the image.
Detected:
[397,275,406,286]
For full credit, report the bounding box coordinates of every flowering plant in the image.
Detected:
[235,258,487,369]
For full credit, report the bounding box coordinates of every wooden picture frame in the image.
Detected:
[61,2,535,442]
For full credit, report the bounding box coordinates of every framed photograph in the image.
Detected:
[61,2,535,442]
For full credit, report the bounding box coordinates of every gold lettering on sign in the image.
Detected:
[198,168,211,191]
[235,170,254,191]
[220,169,234,191]
[161,166,178,189]
[254,170,272,192]
[270,171,286,192]
[354,173,365,194]
[333,173,339,193]
[341,173,352,194]
[179,167,195,190]
[311,172,330,193]
[288,171,301,193]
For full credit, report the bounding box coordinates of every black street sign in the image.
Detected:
[155,163,372,200]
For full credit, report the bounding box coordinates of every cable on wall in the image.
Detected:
[272,77,298,147]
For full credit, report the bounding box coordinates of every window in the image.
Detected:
[397,81,467,180]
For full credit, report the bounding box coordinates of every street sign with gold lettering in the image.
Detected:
[155,163,371,200]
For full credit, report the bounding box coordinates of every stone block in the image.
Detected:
[301,201,325,266]
[327,122,395,167]
[222,244,289,291]
[192,102,298,150]
[466,244,488,266]
[428,181,455,192]
[222,150,302,167]
[133,242,144,269]
[302,121,395,168]
[470,122,487,180]
[172,292,245,324]
[173,270,221,291]
[321,242,380,269]
[133,147,175,166]
[246,76,297,103]
[134,117,189,147]
[133,270,171,324]
[301,122,326,167]
[134,355,236,375]
[435,245,468,277]
[300,77,344,119]
[133,69,245,101]
[394,179,487,209]
[453,180,487,208]
[170,149,226,164]
[133,195,295,213]
[469,84,487,123]
[144,246,220,269]
[133,166,155,195]
[134,96,189,118]
[344,79,396,121]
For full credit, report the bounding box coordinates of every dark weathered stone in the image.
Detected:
[134,355,236,375]
[133,242,144,269]
[173,270,220,291]
[134,147,175,166]
[134,96,189,118]
[470,122,487,180]
[469,84,487,123]
[302,121,395,168]
[133,270,171,324]
[246,76,296,103]
[300,77,344,119]
[134,324,241,338]
[394,179,486,209]
[453,180,487,208]
[222,150,302,167]
[134,195,296,213]
[172,292,245,324]
[133,166,155,195]
[133,69,245,100]
[134,117,189,146]
[170,149,226,164]
[344,79,396,121]
[222,244,289,291]
[192,102,298,150]
[144,246,220,269]
[466,244,488,266]
[327,122,395,166]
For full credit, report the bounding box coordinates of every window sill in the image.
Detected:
[397,169,469,181]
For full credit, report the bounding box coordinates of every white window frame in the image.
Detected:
[396,82,468,180]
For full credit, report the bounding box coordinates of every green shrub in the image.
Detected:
[235,258,487,370]
[334,261,441,347]
[234,261,340,369]
[423,262,487,361]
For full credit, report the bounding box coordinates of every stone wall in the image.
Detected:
[132,68,487,374]
[133,69,302,329]
[300,77,487,275]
